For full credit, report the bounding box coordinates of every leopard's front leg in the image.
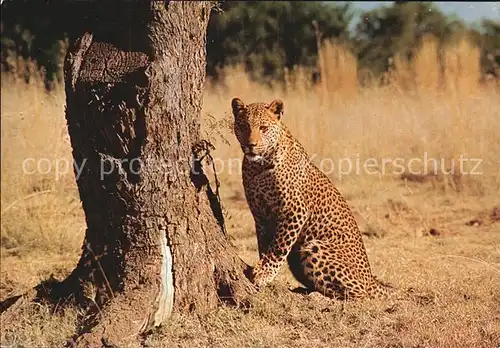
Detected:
[253,214,278,259]
[250,207,308,289]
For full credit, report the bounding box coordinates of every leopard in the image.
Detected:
[231,97,394,300]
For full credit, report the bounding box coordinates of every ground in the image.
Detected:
[1,45,500,347]
[2,177,499,347]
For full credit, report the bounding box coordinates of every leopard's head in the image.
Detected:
[231,97,284,162]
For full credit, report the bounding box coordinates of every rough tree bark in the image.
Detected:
[1,2,254,347]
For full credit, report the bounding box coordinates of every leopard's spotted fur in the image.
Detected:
[232,97,393,300]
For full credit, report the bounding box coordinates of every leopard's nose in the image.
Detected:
[243,143,257,154]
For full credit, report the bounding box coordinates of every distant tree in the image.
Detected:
[206,1,354,83]
[353,2,464,78]
[0,0,70,87]
[479,19,500,76]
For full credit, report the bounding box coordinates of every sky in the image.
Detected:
[345,2,500,23]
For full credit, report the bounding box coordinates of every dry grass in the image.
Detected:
[1,36,500,347]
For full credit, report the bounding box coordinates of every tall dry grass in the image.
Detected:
[1,61,85,258]
[315,40,358,104]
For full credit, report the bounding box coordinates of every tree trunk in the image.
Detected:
[5,2,254,346]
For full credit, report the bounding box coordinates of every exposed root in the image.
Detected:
[215,258,256,310]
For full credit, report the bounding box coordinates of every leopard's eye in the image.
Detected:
[260,126,269,132]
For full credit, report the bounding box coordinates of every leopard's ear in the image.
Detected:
[231,97,245,118]
[268,99,284,120]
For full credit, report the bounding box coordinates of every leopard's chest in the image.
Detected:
[243,169,281,213]
[244,168,302,218]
